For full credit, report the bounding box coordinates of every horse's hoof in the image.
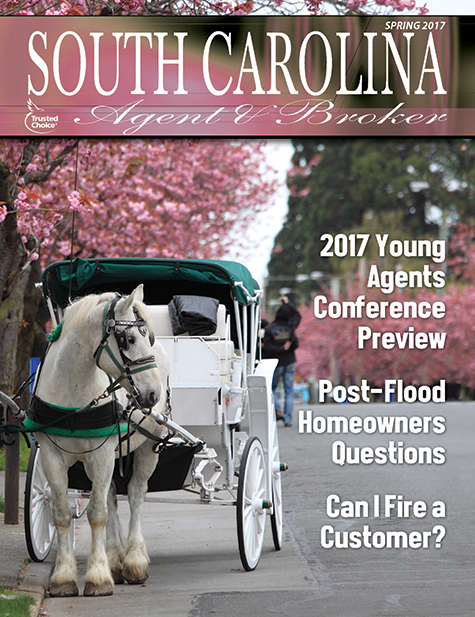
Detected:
[122,569,149,585]
[111,568,125,584]
[49,581,79,597]
[84,581,114,596]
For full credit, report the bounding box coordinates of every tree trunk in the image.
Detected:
[16,258,47,400]
[0,160,29,396]
[0,266,31,395]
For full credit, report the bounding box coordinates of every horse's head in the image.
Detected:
[94,285,163,409]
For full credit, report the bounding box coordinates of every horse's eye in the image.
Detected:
[127,334,136,347]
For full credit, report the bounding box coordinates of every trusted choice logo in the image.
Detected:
[24,99,59,134]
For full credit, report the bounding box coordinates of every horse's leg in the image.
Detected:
[106,481,125,584]
[83,454,115,596]
[122,445,158,585]
[37,444,78,597]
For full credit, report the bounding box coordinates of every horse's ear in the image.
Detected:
[122,284,144,312]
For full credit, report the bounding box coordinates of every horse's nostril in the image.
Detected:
[147,391,158,407]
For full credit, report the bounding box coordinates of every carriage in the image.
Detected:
[22,257,286,585]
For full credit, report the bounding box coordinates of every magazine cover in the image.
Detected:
[0,2,474,617]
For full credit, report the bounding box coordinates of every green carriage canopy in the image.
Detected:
[42,258,261,308]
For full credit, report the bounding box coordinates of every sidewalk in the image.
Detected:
[0,471,28,587]
[44,488,316,617]
[0,471,53,614]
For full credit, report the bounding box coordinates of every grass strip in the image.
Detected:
[0,586,35,617]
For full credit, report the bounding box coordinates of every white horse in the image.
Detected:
[30,285,170,597]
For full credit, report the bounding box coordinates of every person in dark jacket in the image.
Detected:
[263,297,301,427]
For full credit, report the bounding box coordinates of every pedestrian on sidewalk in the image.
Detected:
[263,296,301,427]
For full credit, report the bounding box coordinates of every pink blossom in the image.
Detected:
[67,191,81,210]
[0,0,423,16]
[0,138,277,263]
[296,281,475,389]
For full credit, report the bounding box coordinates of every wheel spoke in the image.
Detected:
[237,437,267,571]
[270,421,284,551]
[25,444,56,561]
[31,492,43,508]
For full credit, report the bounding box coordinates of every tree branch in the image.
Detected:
[21,141,78,186]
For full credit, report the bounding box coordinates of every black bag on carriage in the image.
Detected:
[168,295,219,336]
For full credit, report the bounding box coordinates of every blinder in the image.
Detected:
[117,330,130,352]
[115,308,155,354]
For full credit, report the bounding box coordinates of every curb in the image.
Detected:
[17,561,53,617]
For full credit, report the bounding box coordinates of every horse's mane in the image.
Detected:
[61,292,116,337]
[61,291,154,337]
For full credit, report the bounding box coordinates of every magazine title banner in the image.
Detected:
[1,16,473,136]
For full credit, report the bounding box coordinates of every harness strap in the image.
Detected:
[115,415,171,478]
[26,395,123,433]
[123,418,172,451]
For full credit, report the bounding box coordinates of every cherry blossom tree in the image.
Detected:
[296,246,475,397]
[0,137,275,394]
[2,0,429,16]
[3,139,274,263]
[448,222,475,285]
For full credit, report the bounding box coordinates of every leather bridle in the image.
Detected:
[93,296,158,408]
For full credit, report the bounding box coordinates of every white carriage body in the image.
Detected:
[147,301,277,496]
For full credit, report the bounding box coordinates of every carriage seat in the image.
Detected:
[147,303,235,379]
[147,303,228,339]
[148,303,241,426]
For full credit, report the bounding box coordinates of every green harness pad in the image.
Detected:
[24,416,129,438]
[47,321,63,342]
[25,396,129,438]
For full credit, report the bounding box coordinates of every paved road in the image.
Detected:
[43,402,475,616]
[277,401,475,617]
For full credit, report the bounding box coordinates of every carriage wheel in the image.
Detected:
[270,421,284,551]
[236,437,269,571]
[24,440,56,562]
